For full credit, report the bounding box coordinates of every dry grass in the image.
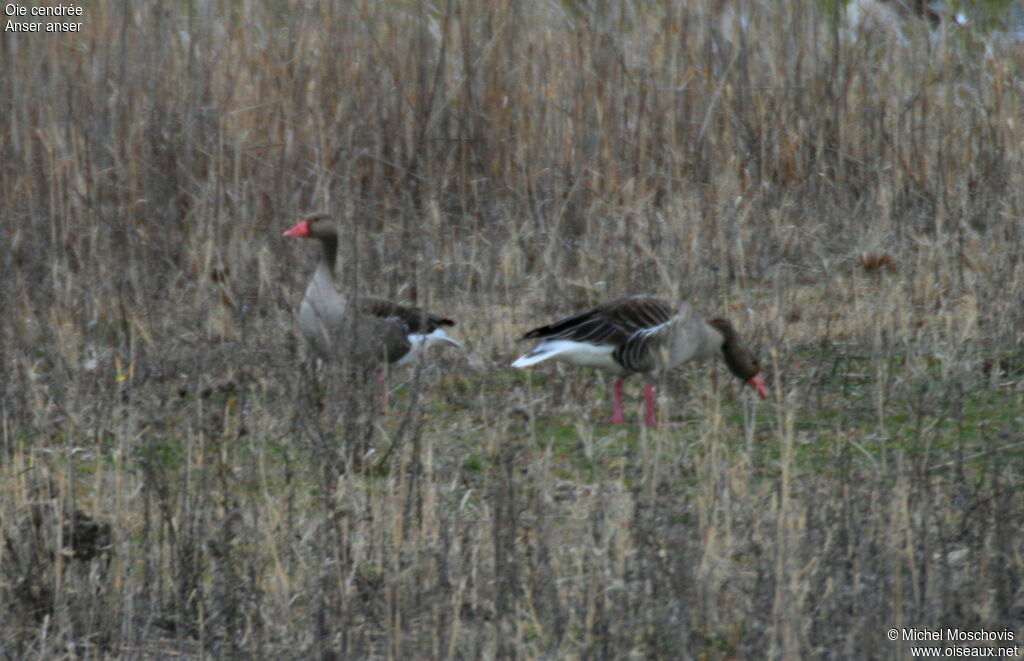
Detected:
[2,0,1023,658]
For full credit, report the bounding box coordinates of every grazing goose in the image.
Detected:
[511,296,768,425]
[283,215,461,404]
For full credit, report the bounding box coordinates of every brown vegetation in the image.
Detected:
[2,1,1022,658]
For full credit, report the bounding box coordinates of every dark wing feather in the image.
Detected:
[613,301,700,373]
[521,296,674,348]
[613,319,672,373]
[358,296,455,335]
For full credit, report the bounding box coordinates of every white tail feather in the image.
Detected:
[511,340,618,371]
[425,328,462,350]
[511,348,557,368]
[394,328,462,366]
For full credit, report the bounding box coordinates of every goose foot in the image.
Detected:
[643,384,657,427]
[378,370,389,414]
[607,379,626,424]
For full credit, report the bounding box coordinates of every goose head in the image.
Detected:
[282,214,336,240]
[707,318,769,399]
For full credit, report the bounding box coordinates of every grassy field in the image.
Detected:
[2,0,1023,658]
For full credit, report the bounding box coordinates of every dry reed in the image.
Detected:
[2,1,1022,658]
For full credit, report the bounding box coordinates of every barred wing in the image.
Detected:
[520,296,674,347]
[613,302,703,373]
[358,296,455,334]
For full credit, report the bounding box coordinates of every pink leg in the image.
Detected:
[643,384,658,427]
[378,369,389,414]
[608,379,626,424]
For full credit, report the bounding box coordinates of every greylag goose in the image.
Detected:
[283,215,461,402]
[511,296,768,425]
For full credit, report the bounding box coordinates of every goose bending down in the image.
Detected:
[511,296,769,426]
[283,215,461,404]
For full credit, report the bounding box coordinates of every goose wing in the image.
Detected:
[521,296,674,346]
[358,297,456,334]
[613,302,705,373]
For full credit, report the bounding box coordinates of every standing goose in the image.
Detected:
[511,296,769,426]
[283,215,461,403]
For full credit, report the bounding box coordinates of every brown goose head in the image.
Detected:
[283,214,340,274]
[707,318,769,399]
[282,214,335,240]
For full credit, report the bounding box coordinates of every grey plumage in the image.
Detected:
[285,215,461,367]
